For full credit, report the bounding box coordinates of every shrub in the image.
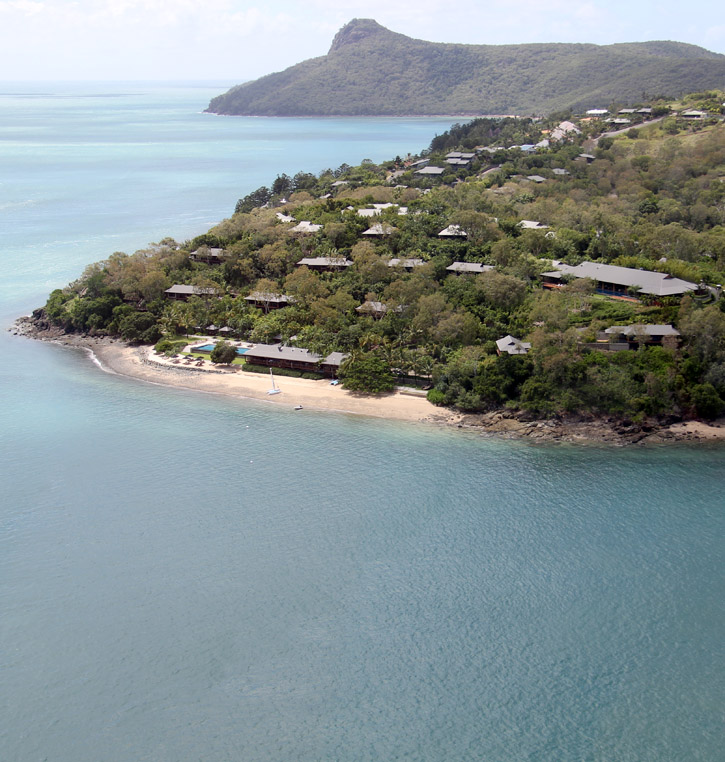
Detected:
[154,337,187,355]
[690,383,724,419]
[427,388,446,405]
[339,354,395,393]
[210,341,238,364]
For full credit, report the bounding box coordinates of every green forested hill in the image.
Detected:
[37,109,725,422]
[206,19,725,116]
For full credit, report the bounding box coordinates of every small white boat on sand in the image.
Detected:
[267,369,281,395]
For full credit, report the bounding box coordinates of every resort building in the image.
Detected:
[164,284,218,300]
[242,344,348,376]
[362,223,398,237]
[438,224,467,238]
[296,256,353,272]
[518,220,549,230]
[541,261,698,299]
[496,335,531,355]
[446,262,494,274]
[244,291,296,311]
[356,300,393,319]
[415,166,445,176]
[587,324,681,352]
[388,258,426,270]
[542,261,697,297]
[357,204,408,217]
[189,247,225,264]
[289,221,323,233]
[603,324,681,346]
[445,152,475,166]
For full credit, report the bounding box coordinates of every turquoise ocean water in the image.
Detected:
[1,83,723,761]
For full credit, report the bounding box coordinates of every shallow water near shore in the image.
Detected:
[1,83,724,761]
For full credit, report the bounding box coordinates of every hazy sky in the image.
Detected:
[2,0,723,81]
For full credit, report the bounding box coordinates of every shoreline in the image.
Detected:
[11,320,725,446]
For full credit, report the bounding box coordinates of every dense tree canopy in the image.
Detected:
[41,95,725,421]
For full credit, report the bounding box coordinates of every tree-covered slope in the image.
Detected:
[207,19,725,116]
[35,106,725,423]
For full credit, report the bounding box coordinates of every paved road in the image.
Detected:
[594,116,665,143]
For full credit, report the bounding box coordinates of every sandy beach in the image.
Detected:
[91,342,460,425]
[11,319,725,445]
[87,343,725,444]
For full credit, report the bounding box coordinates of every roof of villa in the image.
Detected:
[496,335,531,355]
[446,262,494,273]
[542,262,697,296]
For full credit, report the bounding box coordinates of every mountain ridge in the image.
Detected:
[207,19,725,117]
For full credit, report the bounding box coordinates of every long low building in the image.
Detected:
[446,262,494,274]
[296,256,353,271]
[388,257,425,270]
[244,291,296,310]
[164,284,218,300]
[542,261,697,298]
[243,344,348,376]
[603,324,681,345]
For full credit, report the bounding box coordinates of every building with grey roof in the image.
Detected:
[289,221,323,233]
[604,324,680,338]
[357,203,407,217]
[518,220,549,230]
[362,223,397,237]
[438,224,467,237]
[415,166,445,176]
[446,262,494,274]
[388,258,425,270]
[542,261,697,298]
[550,121,581,141]
[189,247,225,263]
[164,284,218,300]
[356,300,395,319]
[243,344,348,375]
[603,324,681,346]
[296,256,352,271]
[244,291,296,311]
[496,335,531,355]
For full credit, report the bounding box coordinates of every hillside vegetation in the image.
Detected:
[207,19,725,116]
[38,99,725,422]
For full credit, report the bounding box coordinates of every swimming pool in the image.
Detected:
[192,344,249,355]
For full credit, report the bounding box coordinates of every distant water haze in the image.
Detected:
[1,82,723,761]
